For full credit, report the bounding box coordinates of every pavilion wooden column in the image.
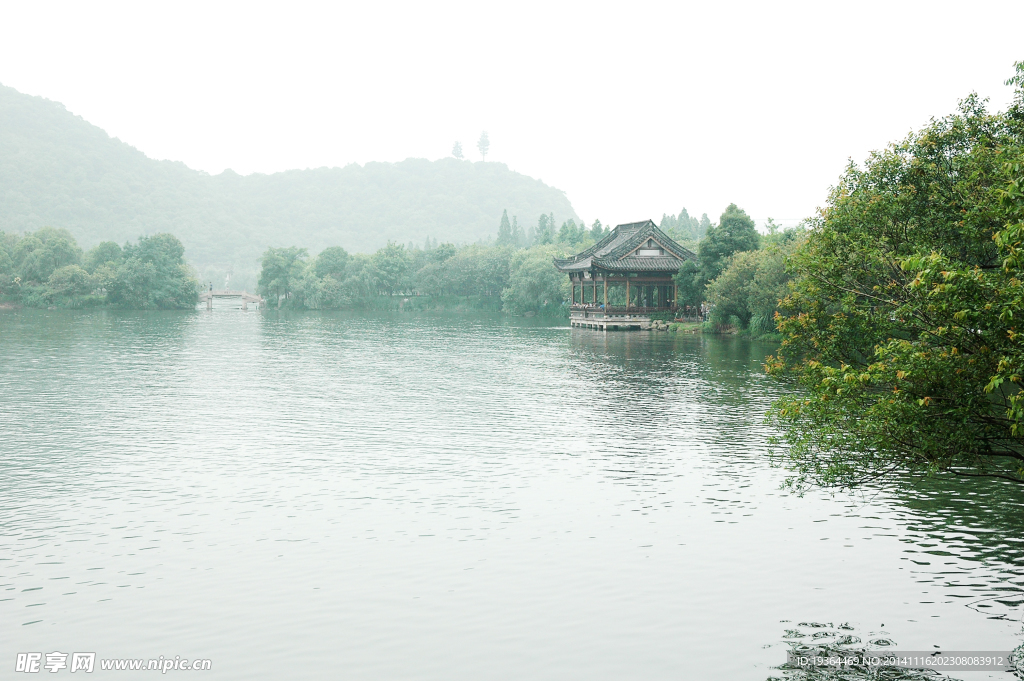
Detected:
[625,279,630,310]
[673,283,678,306]
[603,278,608,307]
[593,276,597,306]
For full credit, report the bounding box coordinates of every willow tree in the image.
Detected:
[767,64,1024,489]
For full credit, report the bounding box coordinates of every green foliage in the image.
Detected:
[0,243,12,280]
[534,213,555,245]
[313,246,349,280]
[496,209,515,247]
[258,246,308,306]
[767,69,1024,489]
[439,245,512,297]
[706,250,762,328]
[660,208,709,241]
[371,242,411,295]
[106,233,199,309]
[6,227,85,284]
[698,203,759,284]
[704,229,804,335]
[673,260,703,308]
[85,241,123,273]
[339,254,377,303]
[258,233,569,316]
[510,215,525,248]
[672,204,760,304]
[501,245,571,316]
[0,228,197,309]
[301,271,352,310]
[431,242,457,262]
[46,264,93,306]
[297,246,353,310]
[557,219,586,246]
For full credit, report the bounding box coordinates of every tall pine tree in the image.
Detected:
[496,209,514,246]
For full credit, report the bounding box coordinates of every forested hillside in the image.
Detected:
[0,83,579,284]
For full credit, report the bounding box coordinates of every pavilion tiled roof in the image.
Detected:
[553,219,696,273]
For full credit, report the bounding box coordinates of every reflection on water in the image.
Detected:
[891,476,1024,621]
[0,310,1020,680]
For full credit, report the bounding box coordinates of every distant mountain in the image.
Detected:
[0,83,579,272]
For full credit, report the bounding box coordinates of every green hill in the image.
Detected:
[0,83,579,284]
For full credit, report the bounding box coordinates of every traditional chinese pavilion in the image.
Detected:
[554,219,696,330]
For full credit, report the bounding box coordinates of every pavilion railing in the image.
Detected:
[569,305,678,314]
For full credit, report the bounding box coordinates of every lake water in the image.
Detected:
[1,307,1022,679]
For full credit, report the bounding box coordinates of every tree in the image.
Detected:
[452,141,463,159]
[107,233,198,309]
[501,245,570,315]
[0,229,197,309]
[511,215,524,248]
[704,234,802,333]
[431,242,458,263]
[673,261,702,308]
[767,66,1024,489]
[11,230,84,283]
[45,238,82,271]
[47,264,92,303]
[106,257,157,309]
[557,219,582,245]
[698,213,712,239]
[85,241,123,273]
[339,254,377,303]
[257,246,308,306]
[0,242,12,290]
[590,219,604,241]
[302,269,352,310]
[535,214,554,245]
[701,204,759,282]
[12,236,43,280]
[477,131,490,161]
[371,241,411,295]
[705,250,761,327]
[313,246,350,280]
[496,209,514,246]
[19,246,58,283]
[746,234,803,335]
[673,204,759,303]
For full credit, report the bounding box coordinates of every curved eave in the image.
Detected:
[592,255,686,272]
[553,257,593,272]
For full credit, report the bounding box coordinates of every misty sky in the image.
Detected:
[3,0,1022,230]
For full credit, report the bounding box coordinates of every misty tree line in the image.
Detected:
[255,201,806,323]
[0,228,199,309]
[257,209,625,314]
[0,202,799,323]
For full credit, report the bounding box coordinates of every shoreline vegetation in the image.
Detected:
[766,62,1024,490]
[0,229,198,310]
[255,213,655,317]
[255,215,588,318]
[0,202,801,330]
[256,205,804,333]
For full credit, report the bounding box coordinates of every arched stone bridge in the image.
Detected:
[198,290,266,310]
